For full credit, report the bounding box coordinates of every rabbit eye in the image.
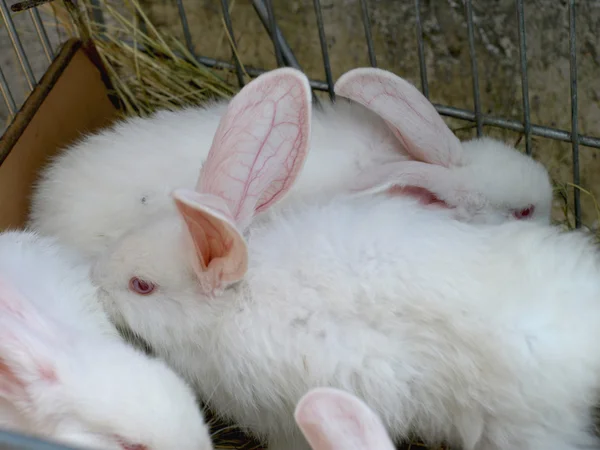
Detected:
[129,277,156,295]
[513,205,535,220]
[115,436,148,450]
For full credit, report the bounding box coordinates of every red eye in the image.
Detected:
[128,277,156,295]
[115,436,148,450]
[513,205,535,220]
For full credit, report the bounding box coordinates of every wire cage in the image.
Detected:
[2,0,600,227]
[0,0,56,128]
[1,0,600,449]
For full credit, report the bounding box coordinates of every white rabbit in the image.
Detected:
[28,66,552,260]
[294,388,395,450]
[0,230,213,450]
[90,68,598,450]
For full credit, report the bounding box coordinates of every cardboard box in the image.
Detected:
[0,38,119,231]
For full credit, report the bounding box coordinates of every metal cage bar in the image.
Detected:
[175,0,194,56]
[312,0,335,100]
[251,0,301,71]
[250,0,322,107]
[516,0,532,156]
[414,0,429,98]
[0,64,17,116]
[359,0,377,68]
[464,0,483,137]
[220,0,245,87]
[29,7,55,63]
[569,0,581,228]
[434,103,600,148]
[1,0,36,90]
[264,0,284,67]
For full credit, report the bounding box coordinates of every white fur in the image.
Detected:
[28,99,402,259]
[90,194,600,450]
[0,230,212,450]
[29,89,552,260]
[436,137,554,223]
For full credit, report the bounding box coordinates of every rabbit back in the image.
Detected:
[28,100,404,259]
[164,195,600,450]
[28,104,227,258]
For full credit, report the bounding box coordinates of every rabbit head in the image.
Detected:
[90,67,312,376]
[334,68,553,224]
[294,388,396,450]
[0,232,212,450]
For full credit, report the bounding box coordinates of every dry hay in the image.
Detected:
[50,0,240,118]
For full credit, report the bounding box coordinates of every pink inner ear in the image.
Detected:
[295,388,395,450]
[347,159,455,209]
[197,68,311,230]
[389,186,448,207]
[334,68,463,168]
[177,202,229,272]
[174,189,248,291]
[296,422,338,450]
[295,395,353,450]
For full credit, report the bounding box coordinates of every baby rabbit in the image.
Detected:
[28,66,552,259]
[294,388,395,450]
[335,68,552,224]
[90,68,598,450]
[0,230,213,450]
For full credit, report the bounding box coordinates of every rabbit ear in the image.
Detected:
[294,388,396,450]
[0,277,60,401]
[334,68,463,168]
[172,190,248,292]
[348,159,467,207]
[173,68,311,292]
[196,67,312,230]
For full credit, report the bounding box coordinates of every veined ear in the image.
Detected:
[196,67,312,231]
[294,388,396,450]
[334,68,464,168]
[0,277,61,404]
[172,189,247,293]
[174,68,312,293]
